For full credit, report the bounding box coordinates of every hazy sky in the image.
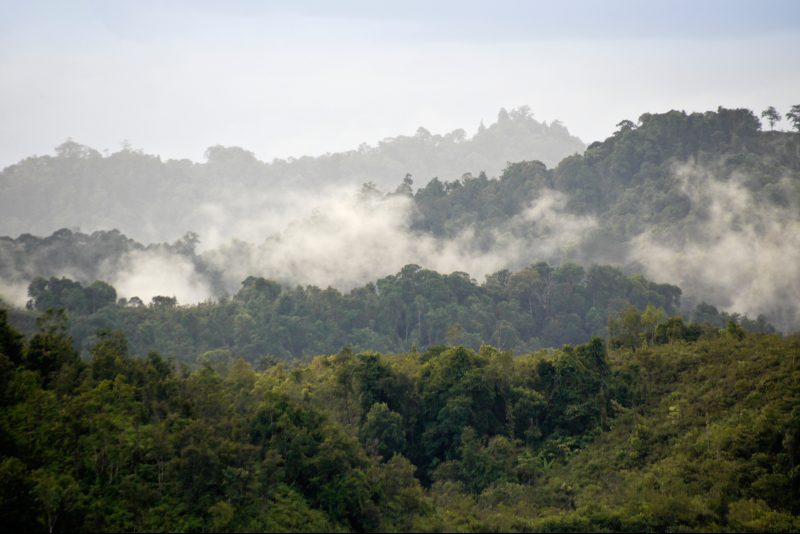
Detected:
[1,0,799,168]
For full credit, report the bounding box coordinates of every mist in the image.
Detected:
[3,150,798,335]
[630,163,800,331]
[108,250,214,306]
[0,108,584,244]
[0,174,598,307]
[203,187,597,293]
[1,107,798,334]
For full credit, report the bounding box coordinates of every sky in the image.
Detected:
[1,0,799,167]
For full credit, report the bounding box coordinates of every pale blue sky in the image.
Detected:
[1,0,798,166]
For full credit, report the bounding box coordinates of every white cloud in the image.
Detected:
[203,187,596,292]
[108,250,212,305]
[630,164,800,330]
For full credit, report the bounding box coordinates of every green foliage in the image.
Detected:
[0,308,24,365]
[359,403,406,460]
[4,105,800,533]
[609,304,644,351]
[26,276,116,315]
[1,277,799,531]
[13,261,689,364]
[3,106,798,341]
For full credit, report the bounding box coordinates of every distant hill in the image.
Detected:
[409,107,800,330]
[0,107,584,243]
[1,107,798,331]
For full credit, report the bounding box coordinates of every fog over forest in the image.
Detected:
[5,4,800,532]
[0,107,583,243]
[1,106,799,331]
[0,108,586,294]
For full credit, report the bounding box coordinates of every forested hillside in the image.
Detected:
[412,108,799,244]
[1,308,797,532]
[409,108,800,329]
[2,107,798,332]
[3,0,799,530]
[0,107,798,532]
[0,107,583,243]
[13,262,691,361]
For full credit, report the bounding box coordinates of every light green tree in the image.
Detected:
[641,304,666,346]
[31,469,80,533]
[608,304,643,352]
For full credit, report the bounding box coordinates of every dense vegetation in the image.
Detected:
[13,262,690,361]
[2,107,798,331]
[398,107,800,331]
[411,107,800,257]
[1,303,797,532]
[1,105,798,531]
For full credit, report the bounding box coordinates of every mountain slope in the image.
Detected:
[0,107,583,243]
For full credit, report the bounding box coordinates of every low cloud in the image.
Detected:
[630,163,800,330]
[0,185,599,308]
[107,250,213,305]
[204,187,597,291]
[0,280,28,308]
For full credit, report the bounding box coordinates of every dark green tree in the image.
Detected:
[786,104,800,132]
[761,106,781,130]
[359,402,406,460]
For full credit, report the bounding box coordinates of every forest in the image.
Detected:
[1,307,798,532]
[1,105,800,531]
[7,262,776,365]
[0,107,583,243]
[4,0,800,529]
[2,107,799,332]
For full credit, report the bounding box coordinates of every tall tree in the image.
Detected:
[761,106,781,130]
[787,104,800,132]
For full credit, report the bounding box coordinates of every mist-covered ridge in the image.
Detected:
[0,106,583,243]
[1,106,799,332]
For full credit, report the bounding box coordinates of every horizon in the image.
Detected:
[0,103,790,170]
[1,0,798,168]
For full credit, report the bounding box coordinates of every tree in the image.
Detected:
[89,329,130,382]
[359,402,406,460]
[27,277,86,313]
[150,296,177,308]
[508,267,543,320]
[608,304,643,351]
[641,304,666,346]
[761,106,781,130]
[31,469,80,533]
[393,174,414,196]
[26,310,80,385]
[786,105,800,132]
[615,120,636,134]
[0,309,24,365]
[446,323,463,346]
[54,139,100,159]
[85,281,116,313]
[726,320,746,341]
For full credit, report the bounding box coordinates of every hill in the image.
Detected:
[2,107,797,333]
[0,107,584,243]
[11,262,688,361]
[1,308,797,531]
[409,108,800,330]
